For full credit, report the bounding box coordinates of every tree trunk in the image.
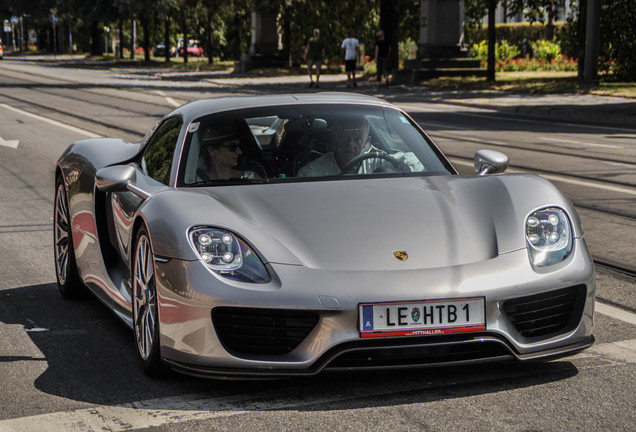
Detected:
[90,21,101,55]
[131,17,136,60]
[205,11,213,65]
[282,6,291,67]
[118,18,124,59]
[142,14,150,62]
[545,2,555,40]
[487,0,496,82]
[380,0,400,72]
[181,9,188,64]
[164,16,171,63]
[577,0,587,82]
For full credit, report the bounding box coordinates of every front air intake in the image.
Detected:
[212,307,319,356]
[503,285,586,338]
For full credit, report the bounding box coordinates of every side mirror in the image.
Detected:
[95,165,151,199]
[474,149,509,176]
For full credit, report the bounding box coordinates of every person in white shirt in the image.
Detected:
[298,116,369,177]
[297,115,425,178]
[341,30,360,88]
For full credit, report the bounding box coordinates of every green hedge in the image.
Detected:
[465,22,567,53]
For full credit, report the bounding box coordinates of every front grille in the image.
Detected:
[212,307,319,356]
[503,285,586,338]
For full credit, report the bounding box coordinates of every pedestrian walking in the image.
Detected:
[304,29,325,88]
[374,30,391,86]
[341,30,360,88]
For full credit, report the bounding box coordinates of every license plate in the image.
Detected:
[359,297,485,338]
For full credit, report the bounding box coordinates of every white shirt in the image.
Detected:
[297,151,424,178]
[297,152,341,177]
[341,38,359,61]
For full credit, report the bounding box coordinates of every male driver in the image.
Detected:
[304,29,325,88]
[297,116,369,177]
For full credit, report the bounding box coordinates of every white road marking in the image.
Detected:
[604,161,635,168]
[588,339,636,364]
[417,120,471,131]
[155,90,181,107]
[595,302,636,326]
[539,137,621,149]
[0,104,100,138]
[0,387,357,432]
[449,158,636,196]
[398,103,446,112]
[0,136,20,149]
[538,173,636,196]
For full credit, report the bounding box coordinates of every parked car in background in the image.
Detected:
[0,39,4,59]
[177,38,204,57]
[153,43,176,57]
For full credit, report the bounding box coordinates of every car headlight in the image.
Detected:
[189,227,270,283]
[525,208,573,267]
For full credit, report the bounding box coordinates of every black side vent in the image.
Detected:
[212,307,319,356]
[503,286,586,338]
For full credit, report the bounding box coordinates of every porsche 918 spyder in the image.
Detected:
[54,93,595,377]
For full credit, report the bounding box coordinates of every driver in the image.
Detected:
[297,116,370,177]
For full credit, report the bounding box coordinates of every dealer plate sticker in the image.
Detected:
[359,297,485,338]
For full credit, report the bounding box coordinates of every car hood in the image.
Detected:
[144,174,575,271]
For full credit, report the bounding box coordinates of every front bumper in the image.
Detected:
[154,242,595,377]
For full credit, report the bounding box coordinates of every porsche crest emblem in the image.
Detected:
[393,251,408,261]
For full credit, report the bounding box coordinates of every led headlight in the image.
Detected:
[525,208,573,267]
[189,228,270,283]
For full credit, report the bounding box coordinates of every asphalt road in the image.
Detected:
[0,60,634,432]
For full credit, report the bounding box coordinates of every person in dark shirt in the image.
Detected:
[304,29,325,88]
[374,30,391,87]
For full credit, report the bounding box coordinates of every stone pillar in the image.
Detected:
[239,7,284,72]
[419,0,464,58]
[249,9,278,56]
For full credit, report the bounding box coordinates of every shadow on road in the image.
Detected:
[1,283,579,411]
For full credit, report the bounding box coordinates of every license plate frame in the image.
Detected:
[359,297,486,338]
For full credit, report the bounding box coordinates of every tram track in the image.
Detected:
[0,65,174,110]
[433,136,636,182]
[0,91,150,138]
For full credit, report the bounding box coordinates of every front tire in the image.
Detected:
[132,226,168,376]
[54,177,83,298]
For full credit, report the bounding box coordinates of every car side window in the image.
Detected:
[140,117,183,185]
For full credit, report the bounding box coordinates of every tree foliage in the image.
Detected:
[0,0,422,66]
[465,0,635,81]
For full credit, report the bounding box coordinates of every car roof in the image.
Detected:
[170,93,398,124]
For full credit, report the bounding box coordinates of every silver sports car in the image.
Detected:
[54,93,595,377]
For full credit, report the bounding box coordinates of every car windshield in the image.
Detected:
[179,104,454,186]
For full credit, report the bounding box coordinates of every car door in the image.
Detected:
[110,116,183,263]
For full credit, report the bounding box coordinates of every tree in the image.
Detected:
[508,0,560,39]
[380,0,400,74]
[465,0,500,82]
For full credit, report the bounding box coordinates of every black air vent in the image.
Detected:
[212,307,319,356]
[327,340,511,369]
[503,286,585,338]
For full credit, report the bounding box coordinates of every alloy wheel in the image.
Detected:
[134,233,157,361]
[54,183,70,285]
